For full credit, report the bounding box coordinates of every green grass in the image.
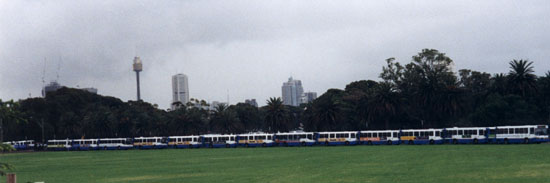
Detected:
[1,145,550,183]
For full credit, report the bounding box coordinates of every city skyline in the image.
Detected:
[1,1,550,109]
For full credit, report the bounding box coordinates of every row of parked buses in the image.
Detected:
[3,125,549,151]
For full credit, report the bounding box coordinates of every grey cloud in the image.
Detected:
[1,0,550,108]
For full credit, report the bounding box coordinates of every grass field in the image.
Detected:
[1,145,550,183]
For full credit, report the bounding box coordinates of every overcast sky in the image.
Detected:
[1,0,549,109]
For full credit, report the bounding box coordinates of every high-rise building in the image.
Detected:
[301,92,317,103]
[282,77,304,106]
[171,74,189,110]
[245,99,258,107]
[133,56,143,101]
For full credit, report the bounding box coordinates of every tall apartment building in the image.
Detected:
[171,74,189,110]
[281,77,304,106]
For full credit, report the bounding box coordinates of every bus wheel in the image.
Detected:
[245,143,249,148]
[345,141,350,146]
[367,141,373,145]
[429,140,435,145]
[226,144,230,148]
[189,144,193,148]
[408,140,414,145]
[262,143,267,147]
[387,140,392,145]
[209,144,214,148]
[453,139,458,144]
[473,139,478,144]
[301,142,307,146]
[504,139,509,144]
[284,142,288,147]
[104,147,107,150]
[325,141,329,146]
[524,138,529,144]
[117,146,121,150]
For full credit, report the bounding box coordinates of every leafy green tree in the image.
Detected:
[536,71,550,123]
[367,82,401,129]
[231,103,262,132]
[398,49,458,127]
[309,89,349,131]
[0,100,26,143]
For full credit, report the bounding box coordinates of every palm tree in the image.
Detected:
[264,97,290,132]
[210,104,242,134]
[367,82,400,129]
[490,73,508,95]
[311,89,347,131]
[508,59,537,97]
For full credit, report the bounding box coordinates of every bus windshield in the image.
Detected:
[535,128,548,136]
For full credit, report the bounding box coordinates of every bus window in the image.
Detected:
[435,131,440,136]
[479,130,485,135]
[330,134,335,138]
[351,133,356,138]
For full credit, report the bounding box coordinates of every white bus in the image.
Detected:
[444,127,488,144]
[71,139,99,150]
[47,139,71,151]
[317,131,358,145]
[359,130,400,145]
[494,125,549,144]
[98,138,133,150]
[9,140,36,150]
[201,134,237,148]
[275,131,316,146]
[400,129,443,145]
[168,135,201,148]
[237,133,274,147]
[133,137,167,149]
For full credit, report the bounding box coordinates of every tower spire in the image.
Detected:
[133,56,143,101]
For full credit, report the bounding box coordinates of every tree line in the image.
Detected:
[1,49,549,142]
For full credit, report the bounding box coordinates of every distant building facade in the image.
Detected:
[245,99,258,107]
[282,77,304,106]
[81,87,98,94]
[171,74,189,110]
[301,92,317,103]
[42,81,63,97]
